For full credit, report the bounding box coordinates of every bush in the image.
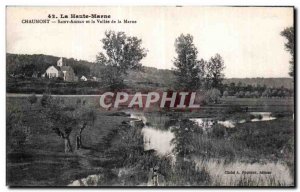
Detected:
[28,93,37,106]
[223,90,229,98]
[210,124,226,139]
[9,129,27,151]
[245,91,251,98]
[249,114,255,120]
[205,88,221,104]
[235,91,245,98]
[40,93,51,107]
[252,91,260,98]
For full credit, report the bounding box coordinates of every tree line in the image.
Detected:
[96,29,294,92]
[96,32,225,91]
[222,83,293,98]
[7,26,294,92]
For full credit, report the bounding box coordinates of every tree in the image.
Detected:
[205,54,225,89]
[281,27,294,78]
[172,34,203,90]
[96,31,147,90]
[47,104,76,153]
[40,95,77,153]
[53,126,73,153]
[171,119,202,158]
[100,65,124,90]
[76,110,96,149]
[229,82,236,95]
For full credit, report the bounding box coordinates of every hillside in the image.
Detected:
[7,53,293,89]
[126,67,176,88]
[6,53,95,77]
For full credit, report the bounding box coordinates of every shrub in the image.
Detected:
[235,91,245,98]
[222,90,229,98]
[205,88,221,104]
[40,93,51,107]
[28,93,37,109]
[249,114,255,120]
[252,91,260,98]
[245,91,251,98]
[9,129,27,151]
[210,124,226,139]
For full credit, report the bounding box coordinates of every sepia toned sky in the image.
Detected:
[6,6,293,78]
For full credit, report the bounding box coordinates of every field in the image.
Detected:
[6,94,295,186]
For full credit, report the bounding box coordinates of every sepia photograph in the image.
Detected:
[6,6,295,187]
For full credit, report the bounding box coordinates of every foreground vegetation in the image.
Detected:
[6,94,294,186]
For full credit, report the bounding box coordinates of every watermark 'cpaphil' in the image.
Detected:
[99,91,203,111]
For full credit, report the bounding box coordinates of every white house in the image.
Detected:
[44,57,77,82]
[80,76,88,81]
[92,76,98,81]
[45,66,62,78]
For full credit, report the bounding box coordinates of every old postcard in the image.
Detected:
[6,6,295,187]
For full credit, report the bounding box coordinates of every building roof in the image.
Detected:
[46,65,60,71]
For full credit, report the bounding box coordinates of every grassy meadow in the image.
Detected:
[6,94,294,186]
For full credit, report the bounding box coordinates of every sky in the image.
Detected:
[6,6,293,78]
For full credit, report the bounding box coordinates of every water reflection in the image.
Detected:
[142,128,174,156]
[250,112,276,122]
[190,112,276,129]
[130,113,175,156]
[129,111,276,155]
[190,118,236,129]
[217,120,235,128]
[188,118,214,132]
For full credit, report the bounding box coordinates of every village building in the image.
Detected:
[91,76,99,82]
[43,57,77,82]
[80,75,88,81]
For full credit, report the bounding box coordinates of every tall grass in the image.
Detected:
[193,158,293,186]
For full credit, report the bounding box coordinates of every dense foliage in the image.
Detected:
[7,53,91,78]
[281,27,294,78]
[96,31,147,90]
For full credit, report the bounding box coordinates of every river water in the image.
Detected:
[130,113,175,156]
[130,111,277,155]
[190,112,276,129]
[69,111,280,186]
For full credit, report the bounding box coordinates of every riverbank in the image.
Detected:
[6,95,294,186]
